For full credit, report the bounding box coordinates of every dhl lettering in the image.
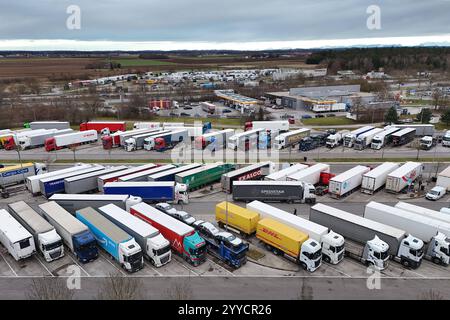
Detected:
[261,227,281,240]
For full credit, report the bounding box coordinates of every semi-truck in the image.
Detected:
[420,136,437,150]
[215,201,259,236]
[329,165,371,198]
[148,164,202,182]
[395,124,435,137]
[227,129,264,151]
[97,163,156,191]
[76,207,143,272]
[98,204,171,267]
[371,126,401,149]
[80,121,126,135]
[385,162,423,193]
[130,202,207,266]
[39,166,105,198]
[3,129,53,150]
[265,163,308,181]
[442,130,450,147]
[38,201,98,263]
[353,128,384,150]
[133,122,161,130]
[0,209,36,261]
[258,130,280,149]
[273,129,310,150]
[325,130,349,148]
[392,128,416,146]
[49,194,142,214]
[103,181,189,204]
[7,201,64,262]
[311,102,346,113]
[124,130,171,152]
[144,129,189,151]
[45,130,98,151]
[175,163,235,191]
[160,126,203,141]
[436,166,450,191]
[343,126,374,148]
[311,203,423,269]
[233,181,316,203]
[25,121,70,130]
[201,102,216,114]
[64,166,128,194]
[221,162,274,193]
[287,163,330,185]
[15,128,73,150]
[395,202,450,226]
[1,162,47,191]
[247,201,344,265]
[119,165,175,182]
[365,202,449,266]
[244,121,289,132]
[194,129,235,151]
[102,128,160,149]
[361,162,400,194]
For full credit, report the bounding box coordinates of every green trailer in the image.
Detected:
[175,163,235,191]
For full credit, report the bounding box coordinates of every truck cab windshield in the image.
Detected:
[374,250,389,260]
[78,243,96,253]
[410,248,423,257]
[190,245,206,257]
[153,245,171,256]
[44,240,63,251]
[125,251,143,263]
[331,244,345,253]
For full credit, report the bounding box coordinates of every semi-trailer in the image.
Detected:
[227,128,264,151]
[160,126,203,141]
[265,163,308,181]
[201,102,216,114]
[310,203,423,269]
[0,209,36,261]
[233,180,316,203]
[125,130,171,152]
[287,163,330,185]
[102,128,161,149]
[133,122,161,130]
[16,128,74,150]
[175,163,235,191]
[371,126,401,149]
[7,201,64,262]
[130,202,207,266]
[361,162,401,194]
[215,201,259,236]
[97,163,156,191]
[244,121,289,132]
[98,204,171,267]
[64,166,128,194]
[343,126,374,148]
[365,201,450,266]
[392,128,416,146]
[329,165,371,198]
[258,129,280,149]
[353,128,384,150]
[395,202,450,226]
[45,130,98,152]
[3,129,54,150]
[26,121,70,130]
[325,130,349,148]
[144,129,189,151]
[221,162,274,193]
[194,129,235,151]
[247,201,344,265]
[103,181,189,204]
[76,207,144,272]
[1,162,47,190]
[395,124,435,137]
[148,164,202,182]
[385,162,423,193]
[436,166,450,191]
[49,194,142,214]
[80,121,126,134]
[38,201,98,262]
[39,166,105,198]
[119,165,175,182]
[273,128,310,150]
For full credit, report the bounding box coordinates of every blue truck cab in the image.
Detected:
[74,230,98,263]
[202,122,212,134]
[204,237,249,268]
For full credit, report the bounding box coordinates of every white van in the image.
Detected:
[426,186,447,201]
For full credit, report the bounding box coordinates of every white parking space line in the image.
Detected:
[67,254,90,277]
[34,255,54,277]
[206,258,235,276]
[0,251,17,277]
[173,256,200,276]
[98,252,127,276]
[324,264,352,278]
[144,261,163,276]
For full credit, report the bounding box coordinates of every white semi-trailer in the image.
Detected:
[343,126,374,148]
[287,163,330,185]
[119,165,176,182]
[436,166,450,191]
[353,128,384,150]
[64,166,129,194]
[385,162,423,193]
[361,162,400,194]
[265,163,308,181]
[329,165,370,198]
[371,126,401,150]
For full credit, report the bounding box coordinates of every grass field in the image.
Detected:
[112,59,177,67]
[301,117,356,126]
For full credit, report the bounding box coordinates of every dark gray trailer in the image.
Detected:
[49,194,142,214]
[63,166,128,194]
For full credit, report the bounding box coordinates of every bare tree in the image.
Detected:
[27,277,75,300]
[96,272,144,300]
[432,88,443,110]
[165,278,194,300]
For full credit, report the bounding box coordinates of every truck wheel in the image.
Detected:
[272,248,280,256]
[300,262,307,270]
[1,192,9,199]
[432,257,442,265]
[218,222,224,228]
[323,255,330,263]
[401,259,410,268]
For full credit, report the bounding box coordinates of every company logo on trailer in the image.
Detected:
[262,227,281,240]
[238,169,262,181]
[2,168,30,177]
[261,189,285,195]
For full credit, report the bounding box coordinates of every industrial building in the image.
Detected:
[214,89,260,114]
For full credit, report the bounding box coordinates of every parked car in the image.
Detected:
[183,106,193,110]
[222,109,232,114]
[169,112,179,117]
[193,220,219,238]
[315,114,325,118]
[326,114,336,117]
[155,203,177,215]
[180,112,191,117]
[301,115,312,119]
[215,232,243,247]
[172,210,196,225]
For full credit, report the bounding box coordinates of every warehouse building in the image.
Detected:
[214,90,260,114]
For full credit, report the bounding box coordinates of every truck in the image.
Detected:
[119,164,175,182]
[39,166,105,198]
[133,122,161,130]
[162,126,203,141]
[365,201,449,266]
[361,162,401,194]
[202,232,249,269]
[343,126,374,148]
[258,129,280,149]
[97,163,156,191]
[385,162,423,193]
[38,201,98,263]
[129,202,206,266]
[215,201,259,236]
[7,201,64,262]
[273,128,310,150]
[2,129,48,150]
[49,194,142,214]
[395,124,435,137]
[353,128,384,150]
[102,128,160,149]
[244,121,289,133]
[436,166,450,191]
[391,128,416,146]
[64,166,128,194]
[233,180,316,203]
[265,164,308,181]
[79,121,126,135]
[442,130,450,147]
[76,207,143,272]
[298,133,329,151]
[103,181,189,204]
[148,164,202,182]
[98,204,171,267]
[325,130,349,148]
[311,102,346,113]
[1,162,47,192]
[15,129,73,150]
[395,202,450,226]
[201,102,216,114]
[144,129,189,151]
[125,130,171,152]
[194,129,235,151]
[248,201,344,266]
[311,203,423,269]
[227,129,264,151]
[371,126,401,149]
[287,163,330,185]
[0,209,36,261]
[221,162,274,193]
[420,136,437,150]
[45,130,98,152]
[27,163,92,196]
[329,165,371,198]
[175,163,235,191]
[25,121,70,130]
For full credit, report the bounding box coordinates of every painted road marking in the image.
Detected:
[206,258,235,276]
[0,251,17,277]
[34,255,54,277]
[66,253,90,277]
[98,252,127,276]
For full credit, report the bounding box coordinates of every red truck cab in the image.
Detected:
[102,135,113,150]
[44,137,57,152]
[3,137,16,151]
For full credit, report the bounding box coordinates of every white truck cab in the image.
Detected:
[370,135,384,150]
[325,134,340,148]
[426,186,446,201]
[420,136,436,150]
[125,196,143,212]
[39,229,64,262]
[175,183,189,204]
[321,230,345,264]
[299,239,322,272]
[363,236,390,270]
[395,234,424,268]
[426,232,450,266]
[442,130,450,147]
[119,238,144,272]
[146,233,172,267]
[124,138,136,152]
[302,182,317,204]
[143,137,156,151]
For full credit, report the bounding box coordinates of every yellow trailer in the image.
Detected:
[215,201,259,235]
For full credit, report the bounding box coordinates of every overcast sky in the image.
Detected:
[0,0,449,50]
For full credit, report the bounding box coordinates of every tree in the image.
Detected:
[96,272,144,300]
[416,108,433,124]
[384,106,398,124]
[432,89,443,110]
[441,108,450,126]
[165,278,194,300]
[26,278,75,300]
[256,106,265,121]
